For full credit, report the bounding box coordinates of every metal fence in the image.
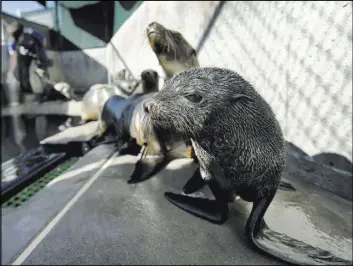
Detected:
[194,1,352,171]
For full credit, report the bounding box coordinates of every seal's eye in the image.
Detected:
[185,94,203,103]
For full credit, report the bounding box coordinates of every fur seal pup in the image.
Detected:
[146,22,200,79]
[99,92,181,183]
[146,22,294,192]
[97,69,175,182]
[80,83,130,123]
[99,69,196,183]
[81,69,156,125]
[98,68,159,136]
[143,67,351,265]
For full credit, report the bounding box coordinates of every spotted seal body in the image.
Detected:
[143,67,351,265]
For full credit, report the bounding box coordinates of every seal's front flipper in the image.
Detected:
[120,139,141,156]
[182,168,207,194]
[164,192,228,224]
[279,180,296,191]
[128,156,166,184]
[165,179,229,224]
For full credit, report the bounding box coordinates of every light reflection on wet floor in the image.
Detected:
[265,173,352,261]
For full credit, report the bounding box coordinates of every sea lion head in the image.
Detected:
[146,22,199,79]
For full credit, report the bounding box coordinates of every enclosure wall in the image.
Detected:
[108,1,352,165]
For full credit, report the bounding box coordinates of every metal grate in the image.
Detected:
[2,157,79,208]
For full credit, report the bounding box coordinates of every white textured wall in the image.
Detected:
[43,48,108,91]
[58,48,108,91]
[108,1,352,164]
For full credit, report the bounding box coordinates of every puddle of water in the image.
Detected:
[265,178,352,261]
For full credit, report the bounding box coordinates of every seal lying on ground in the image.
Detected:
[98,69,160,138]
[81,83,132,123]
[81,69,158,125]
[99,70,188,183]
[80,79,139,124]
[143,67,351,265]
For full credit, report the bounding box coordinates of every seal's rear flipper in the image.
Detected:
[279,180,296,191]
[127,156,166,184]
[164,192,228,224]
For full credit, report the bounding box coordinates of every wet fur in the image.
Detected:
[145,67,351,265]
[146,22,295,192]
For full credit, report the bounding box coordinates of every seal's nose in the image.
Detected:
[147,22,161,33]
[148,22,157,29]
[141,70,151,80]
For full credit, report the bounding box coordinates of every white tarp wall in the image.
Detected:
[58,48,108,92]
[106,1,352,164]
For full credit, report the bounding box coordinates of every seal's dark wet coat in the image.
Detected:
[98,68,190,183]
[145,67,352,265]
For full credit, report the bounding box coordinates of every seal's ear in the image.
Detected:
[230,94,254,104]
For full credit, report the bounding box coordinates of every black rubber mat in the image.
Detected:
[1,147,68,203]
[2,157,79,208]
[41,141,93,157]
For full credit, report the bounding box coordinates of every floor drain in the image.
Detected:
[2,157,80,209]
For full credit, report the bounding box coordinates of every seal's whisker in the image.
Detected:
[165,31,175,55]
[142,112,152,142]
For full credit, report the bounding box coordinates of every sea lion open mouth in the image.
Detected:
[146,21,200,80]
[147,32,166,54]
[152,41,165,55]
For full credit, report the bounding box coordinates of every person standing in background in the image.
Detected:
[5,21,52,153]
[6,21,51,103]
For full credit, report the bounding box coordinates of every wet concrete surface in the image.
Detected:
[19,154,352,265]
[1,121,352,265]
[268,172,352,262]
[21,156,281,265]
[1,144,116,265]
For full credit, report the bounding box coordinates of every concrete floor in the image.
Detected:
[19,155,284,265]
[2,144,352,265]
